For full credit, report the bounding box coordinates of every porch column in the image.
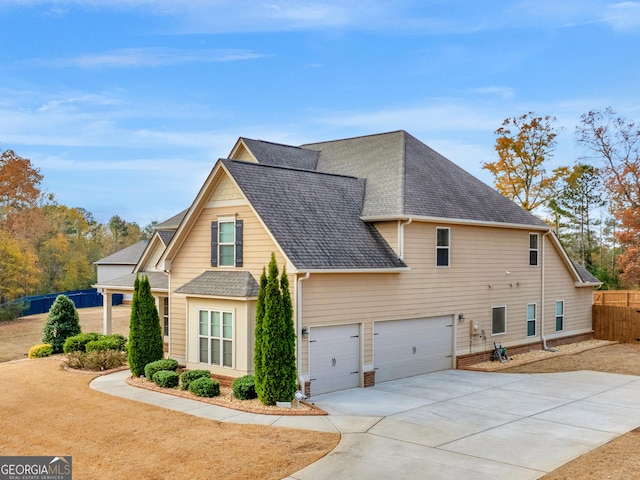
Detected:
[103,291,113,335]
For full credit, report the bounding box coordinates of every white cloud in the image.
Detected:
[605,2,640,30]
[28,48,265,69]
[314,102,503,133]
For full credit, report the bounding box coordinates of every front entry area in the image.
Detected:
[308,324,361,396]
[374,316,453,383]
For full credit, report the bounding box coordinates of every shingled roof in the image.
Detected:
[94,240,149,265]
[222,159,407,270]
[175,271,259,297]
[302,131,548,227]
[240,138,319,171]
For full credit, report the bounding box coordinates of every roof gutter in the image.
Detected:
[292,267,410,274]
[361,214,551,232]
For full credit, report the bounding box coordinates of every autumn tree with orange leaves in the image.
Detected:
[484,113,568,212]
[0,150,43,302]
[577,108,640,288]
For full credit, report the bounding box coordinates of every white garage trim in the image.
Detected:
[374,316,454,383]
[308,323,361,396]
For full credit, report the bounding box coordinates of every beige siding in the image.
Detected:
[300,222,594,373]
[169,176,292,369]
[543,238,593,339]
[373,220,399,255]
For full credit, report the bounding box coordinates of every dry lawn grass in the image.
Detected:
[0,358,339,479]
[0,307,339,479]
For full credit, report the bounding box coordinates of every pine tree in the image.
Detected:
[128,275,164,376]
[42,294,81,353]
[256,253,297,405]
[253,267,267,400]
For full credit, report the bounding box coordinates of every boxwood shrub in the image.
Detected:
[180,369,211,391]
[152,370,179,388]
[232,375,257,400]
[188,377,220,398]
[85,334,127,353]
[28,343,53,358]
[63,333,101,354]
[144,358,179,380]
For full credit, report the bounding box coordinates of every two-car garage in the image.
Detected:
[308,316,454,396]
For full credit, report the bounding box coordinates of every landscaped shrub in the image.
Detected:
[232,375,257,400]
[152,370,179,388]
[180,370,211,391]
[63,333,101,354]
[144,358,179,380]
[42,295,82,353]
[28,343,53,359]
[128,275,164,376]
[85,334,127,353]
[188,377,220,398]
[66,350,128,371]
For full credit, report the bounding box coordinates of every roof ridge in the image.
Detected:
[301,130,407,147]
[242,137,315,151]
[221,158,362,181]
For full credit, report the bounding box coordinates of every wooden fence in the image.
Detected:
[593,290,640,307]
[592,305,640,343]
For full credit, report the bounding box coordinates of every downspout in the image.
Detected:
[541,231,557,352]
[398,218,413,260]
[296,272,311,390]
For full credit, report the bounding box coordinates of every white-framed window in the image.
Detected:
[210,217,243,267]
[436,227,450,267]
[529,233,539,266]
[163,297,169,338]
[199,309,233,367]
[527,303,536,337]
[555,300,564,332]
[492,306,506,335]
[218,220,236,267]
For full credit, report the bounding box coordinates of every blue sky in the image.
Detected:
[1,1,639,226]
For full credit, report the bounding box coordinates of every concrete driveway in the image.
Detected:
[92,369,640,480]
[287,369,640,480]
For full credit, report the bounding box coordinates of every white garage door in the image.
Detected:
[374,316,453,383]
[309,324,360,396]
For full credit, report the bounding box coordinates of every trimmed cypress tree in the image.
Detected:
[128,275,164,376]
[280,267,297,400]
[253,267,267,400]
[42,294,82,353]
[256,253,297,405]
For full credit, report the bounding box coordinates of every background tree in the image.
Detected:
[577,107,640,287]
[0,149,42,227]
[128,275,164,376]
[0,231,40,304]
[484,112,567,211]
[42,294,81,353]
[256,254,296,405]
[253,267,267,400]
[548,164,605,269]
